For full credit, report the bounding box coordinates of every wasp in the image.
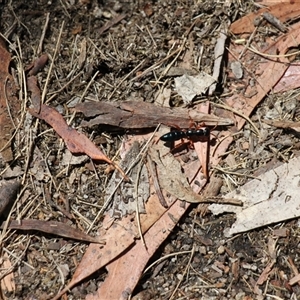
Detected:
[160,127,210,142]
[159,123,212,179]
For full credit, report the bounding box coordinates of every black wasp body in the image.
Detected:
[160,127,210,142]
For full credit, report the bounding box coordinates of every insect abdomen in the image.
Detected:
[160,131,185,142]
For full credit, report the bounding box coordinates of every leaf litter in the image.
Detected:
[210,155,300,237]
[148,139,241,205]
[107,140,150,218]
[0,36,20,162]
[29,104,129,181]
[2,1,300,299]
[74,100,233,129]
[53,119,237,300]
[174,72,215,104]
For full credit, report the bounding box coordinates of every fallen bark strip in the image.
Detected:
[74,101,233,129]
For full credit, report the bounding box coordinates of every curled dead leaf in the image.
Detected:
[29,104,128,180]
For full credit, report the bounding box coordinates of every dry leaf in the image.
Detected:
[61,149,88,166]
[3,220,103,244]
[29,104,128,180]
[0,252,15,294]
[148,144,206,203]
[149,129,241,206]
[230,2,300,34]
[227,21,300,130]
[154,87,171,107]
[88,199,189,300]
[273,65,300,93]
[209,155,300,237]
[263,119,300,132]
[52,214,138,300]
[90,117,235,299]
[27,76,42,114]
[26,53,48,76]
[174,73,215,104]
[0,180,20,217]
[53,104,236,300]
[0,37,20,162]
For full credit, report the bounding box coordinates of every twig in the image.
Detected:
[169,245,195,300]
[0,241,32,281]
[143,250,193,274]
[41,21,65,105]
[67,70,99,125]
[209,22,229,95]
[135,159,147,249]
[238,24,259,60]
[97,14,126,35]
[248,45,300,59]
[213,165,260,180]
[47,71,83,100]
[130,47,182,82]
[4,77,16,128]
[37,12,50,54]
[200,196,242,206]
[211,132,235,158]
[153,19,198,86]
[213,101,261,137]
[2,243,34,272]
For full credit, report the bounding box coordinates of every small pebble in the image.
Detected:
[217,245,225,254]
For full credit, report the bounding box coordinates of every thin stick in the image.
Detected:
[130,47,181,82]
[135,159,147,249]
[238,24,259,60]
[37,12,50,54]
[143,250,193,274]
[67,70,99,125]
[41,21,65,104]
[213,101,261,137]
[213,165,260,180]
[0,241,32,281]
[4,77,16,128]
[248,45,300,59]
[153,19,198,86]
[169,245,195,300]
[211,132,235,158]
[0,184,29,247]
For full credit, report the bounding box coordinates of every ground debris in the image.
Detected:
[3,1,300,299]
[174,72,215,104]
[209,155,300,237]
[0,36,20,162]
[106,141,149,218]
[74,100,233,129]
